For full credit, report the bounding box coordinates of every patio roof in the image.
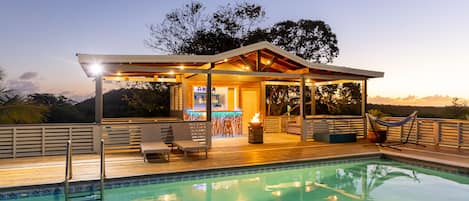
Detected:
[77,41,384,79]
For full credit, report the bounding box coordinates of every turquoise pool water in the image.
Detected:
[6,159,469,201]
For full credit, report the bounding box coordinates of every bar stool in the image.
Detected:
[223,119,233,137]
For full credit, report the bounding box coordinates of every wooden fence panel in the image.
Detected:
[461,123,469,148]
[384,117,469,149]
[264,116,282,133]
[303,117,365,141]
[102,124,142,153]
[0,125,95,159]
[102,122,209,153]
[0,128,13,158]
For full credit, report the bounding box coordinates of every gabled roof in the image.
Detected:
[77,41,384,78]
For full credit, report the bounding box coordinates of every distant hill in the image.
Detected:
[367,104,467,119]
[75,88,170,121]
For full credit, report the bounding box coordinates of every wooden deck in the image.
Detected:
[0,133,468,189]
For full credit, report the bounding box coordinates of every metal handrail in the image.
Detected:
[100,139,105,200]
[100,139,105,178]
[64,140,72,200]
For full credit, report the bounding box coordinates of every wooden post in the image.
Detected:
[300,76,305,119]
[301,120,308,142]
[206,121,212,148]
[363,118,367,138]
[416,121,420,144]
[361,80,367,115]
[95,75,103,124]
[12,128,16,158]
[458,122,462,148]
[41,127,45,156]
[311,81,316,115]
[206,64,213,147]
[260,81,266,117]
[93,125,102,153]
[300,76,307,142]
[433,121,440,147]
[362,80,368,138]
[256,50,261,72]
[206,67,212,122]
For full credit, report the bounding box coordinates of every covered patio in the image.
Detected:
[77,41,384,152]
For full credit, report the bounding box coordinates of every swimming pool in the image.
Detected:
[3,157,469,201]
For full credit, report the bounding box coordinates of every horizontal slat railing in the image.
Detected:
[101,121,209,153]
[264,116,283,133]
[384,117,469,149]
[303,117,366,141]
[0,124,96,159]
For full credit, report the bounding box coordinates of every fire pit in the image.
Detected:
[248,113,263,144]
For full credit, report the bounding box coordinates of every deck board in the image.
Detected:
[0,134,468,189]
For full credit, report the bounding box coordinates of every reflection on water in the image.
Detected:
[106,160,469,201]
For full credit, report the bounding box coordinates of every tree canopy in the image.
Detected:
[146,1,339,63]
[28,93,88,123]
[0,69,48,124]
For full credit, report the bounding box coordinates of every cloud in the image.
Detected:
[368,95,469,107]
[6,80,40,95]
[19,72,38,80]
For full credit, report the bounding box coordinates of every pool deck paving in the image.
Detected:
[0,134,468,189]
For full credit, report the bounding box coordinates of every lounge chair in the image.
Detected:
[171,123,208,159]
[140,124,171,162]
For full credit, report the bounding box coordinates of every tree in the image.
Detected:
[146,1,208,54]
[269,20,339,63]
[28,93,87,123]
[445,97,468,119]
[0,95,47,124]
[146,1,339,63]
[121,82,170,117]
[0,69,47,124]
[315,82,362,115]
[266,85,298,116]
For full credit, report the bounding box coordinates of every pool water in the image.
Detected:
[7,159,469,201]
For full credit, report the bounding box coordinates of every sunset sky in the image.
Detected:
[1,0,468,106]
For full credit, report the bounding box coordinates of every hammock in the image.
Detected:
[366,111,419,147]
[367,111,418,128]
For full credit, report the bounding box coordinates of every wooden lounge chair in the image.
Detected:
[171,123,208,159]
[140,124,170,162]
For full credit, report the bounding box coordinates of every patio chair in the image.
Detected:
[140,124,171,162]
[171,123,208,159]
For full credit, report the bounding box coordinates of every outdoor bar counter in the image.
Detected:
[184,110,242,137]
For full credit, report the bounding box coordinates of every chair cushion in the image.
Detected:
[174,140,206,151]
[141,142,170,154]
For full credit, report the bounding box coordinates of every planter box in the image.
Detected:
[314,132,357,143]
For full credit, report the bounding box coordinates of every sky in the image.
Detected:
[1,0,469,106]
